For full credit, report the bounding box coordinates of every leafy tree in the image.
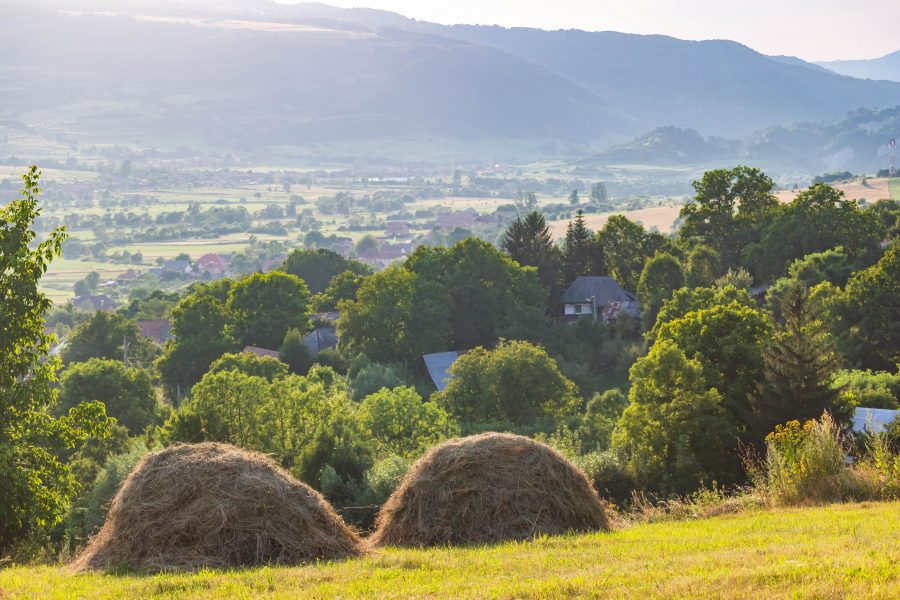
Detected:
[358,387,458,457]
[840,244,900,370]
[787,246,859,288]
[656,301,770,431]
[312,270,366,312]
[590,182,609,208]
[685,245,721,288]
[73,271,99,297]
[584,388,628,450]
[754,282,846,439]
[279,328,313,375]
[648,285,756,344]
[514,191,538,214]
[501,210,563,305]
[435,340,581,429]
[280,249,370,294]
[612,340,736,493]
[678,166,778,269]
[61,311,156,366]
[595,215,651,291]
[227,271,311,349]
[58,359,158,435]
[347,357,410,402]
[562,210,596,284]
[119,289,179,321]
[354,235,380,256]
[715,267,754,290]
[0,167,111,552]
[568,189,579,206]
[207,351,289,382]
[637,252,685,330]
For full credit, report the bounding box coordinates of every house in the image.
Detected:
[195,253,229,277]
[423,351,461,391]
[385,221,411,237]
[561,276,640,322]
[72,294,117,311]
[162,259,192,274]
[242,346,280,359]
[137,319,173,345]
[304,327,338,354]
[117,269,140,282]
[852,407,899,434]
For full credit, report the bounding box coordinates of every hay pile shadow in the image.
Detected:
[369,432,609,547]
[72,443,362,572]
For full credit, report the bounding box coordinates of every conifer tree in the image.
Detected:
[562,209,598,284]
[754,281,845,439]
[501,211,562,308]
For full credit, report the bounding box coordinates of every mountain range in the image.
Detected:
[817,51,900,83]
[1,0,898,168]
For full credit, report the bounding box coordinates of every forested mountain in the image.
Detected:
[818,50,900,83]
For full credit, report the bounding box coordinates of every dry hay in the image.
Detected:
[369,432,609,547]
[72,443,362,572]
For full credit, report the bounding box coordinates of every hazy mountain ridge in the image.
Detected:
[817,51,900,83]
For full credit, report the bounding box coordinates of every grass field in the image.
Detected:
[890,178,900,201]
[1,502,897,599]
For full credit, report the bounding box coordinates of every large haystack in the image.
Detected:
[72,443,362,572]
[369,432,609,547]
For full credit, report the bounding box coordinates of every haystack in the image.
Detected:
[72,443,362,572]
[369,432,609,547]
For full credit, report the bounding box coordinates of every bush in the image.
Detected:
[758,414,877,505]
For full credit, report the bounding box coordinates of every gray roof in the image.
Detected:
[423,351,460,392]
[852,407,899,434]
[561,276,636,305]
[304,327,338,354]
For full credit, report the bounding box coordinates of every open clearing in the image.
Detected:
[549,205,683,237]
[2,502,897,599]
[776,177,896,204]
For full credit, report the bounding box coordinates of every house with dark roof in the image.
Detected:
[561,276,640,322]
[242,346,280,359]
[162,259,192,274]
[304,327,338,354]
[72,294,117,312]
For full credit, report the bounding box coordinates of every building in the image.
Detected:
[561,276,640,322]
[423,351,461,391]
[72,294,117,311]
[304,327,338,354]
[242,346,280,359]
[162,259,192,274]
[137,319,173,345]
[195,253,229,277]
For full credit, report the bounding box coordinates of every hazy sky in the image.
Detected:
[275,0,900,61]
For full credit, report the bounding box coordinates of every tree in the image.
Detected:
[514,191,538,214]
[568,189,579,206]
[595,215,650,291]
[562,210,597,284]
[715,267,754,290]
[58,359,158,435]
[584,388,628,450]
[685,245,721,288]
[678,166,778,270]
[312,270,366,312]
[648,285,755,343]
[73,271,99,297]
[227,271,311,349]
[358,387,458,457]
[839,244,900,370]
[435,340,581,429]
[0,167,110,551]
[61,311,155,366]
[656,301,771,432]
[280,249,371,295]
[354,235,380,256]
[754,282,846,439]
[279,328,313,375]
[612,340,736,493]
[501,210,563,305]
[590,182,609,208]
[207,351,289,382]
[637,252,685,330]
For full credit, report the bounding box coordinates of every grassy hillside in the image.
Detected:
[2,502,897,598]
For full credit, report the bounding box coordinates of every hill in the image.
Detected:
[818,50,900,83]
[2,502,897,598]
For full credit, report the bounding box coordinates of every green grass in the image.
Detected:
[890,178,900,201]
[1,502,897,598]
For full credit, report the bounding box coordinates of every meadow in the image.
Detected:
[1,502,897,599]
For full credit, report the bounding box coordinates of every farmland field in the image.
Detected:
[1,502,897,599]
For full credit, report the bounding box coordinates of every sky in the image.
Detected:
[275,0,900,62]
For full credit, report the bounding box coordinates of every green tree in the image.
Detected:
[354,235,380,256]
[584,388,628,450]
[648,285,755,343]
[61,311,156,366]
[514,191,538,214]
[595,215,651,291]
[685,245,721,288]
[227,271,311,349]
[612,340,736,493]
[678,166,778,270]
[435,340,580,429]
[637,252,685,331]
[754,282,846,439]
[590,182,609,208]
[568,189,579,206]
[312,270,366,312]
[207,351,289,382]
[73,271,99,297]
[58,359,158,435]
[359,386,458,457]
[839,244,900,370]
[0,167,111,551]
[501,210,563,305]
[280,249,371,294]
[562,210,597,284]
[279,328,313,375]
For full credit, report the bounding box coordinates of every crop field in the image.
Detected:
[890,178,900,201]
[548,204,684,237]
[776,177,896,204]
[1,502,897,599]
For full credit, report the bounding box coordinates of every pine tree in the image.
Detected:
[501,211,562,307]
[562,209,598,284]
[754,281,845,439]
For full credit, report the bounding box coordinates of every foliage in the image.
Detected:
[612,340,736,493]
[358,386,458,457]
[312,270,366,312]
[61,311,156,367]
[279,328,313,375]
[280,248,371,295]
[839,244,900,370]
[714,267,753,290]
[0,167,111,553]
[435,340,580,429]
[685,245,721,288]
[646,284,754,344]
[595,215,666,291]
[502,210,563,307]
[637,252,685,330]
[562,210,597,285]
[834,369,900,410]
[207,351,289,382]
[584,388,628,450]
[227,271,311,350]
[347,357,410,402]
[57,359,159,436]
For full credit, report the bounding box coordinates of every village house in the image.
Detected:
[561,276,640,322]
[195,253,229,277]
[72,294,118,312]
[242,346,280,359]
